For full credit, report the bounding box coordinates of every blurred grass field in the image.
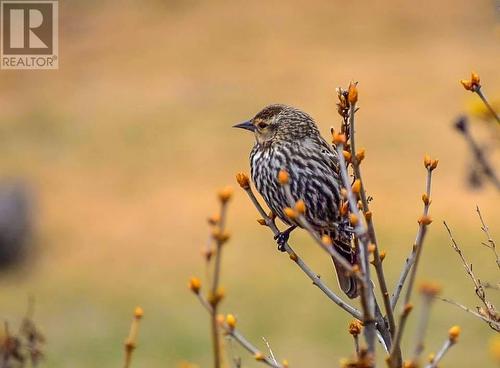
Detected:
[0,0,499,366]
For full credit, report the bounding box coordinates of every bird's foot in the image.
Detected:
[274,225,297,252]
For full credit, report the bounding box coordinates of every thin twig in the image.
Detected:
[438,297,500,330]
[389,165,434,367]
[262,337,278,366]
[335,139,377,355]
[425,339,455,368]
[443,222,495,315]
[347,111,396,342]
[391,166,434,309]
[475,87,500,124]
[443,219,500,331]
[411,291,437,365]
[343,83,396,351]
[123,308,144,368]
[483,282,500,291]
[209,197,230,368]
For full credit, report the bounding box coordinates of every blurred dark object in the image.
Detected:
[453,116,500,191]
[0,298,45,367]
[0,181,34,269]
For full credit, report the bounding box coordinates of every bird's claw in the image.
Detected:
[274,225,296,252]
[274,232,289,252]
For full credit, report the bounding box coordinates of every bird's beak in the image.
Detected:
[233,120,255,132]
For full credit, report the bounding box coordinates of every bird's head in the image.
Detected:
[233,104,319,145]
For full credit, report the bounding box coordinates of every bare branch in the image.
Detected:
[208,193,231,368]
[438,297,500,330]
[425,338,455,368]
[391,164,434,309]
[443,221,499,322]
[475,87,500,124]
[335,136,378,355]
[389,163,435,367]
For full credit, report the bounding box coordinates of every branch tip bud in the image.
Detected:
[189,277,201,294]
[295,199,306,214]
[448,325,461,342]
[226,314,236,330]
[283,207,297,220]
[218,186,233,203]
[348,81,358,104]
[235,172,250,189]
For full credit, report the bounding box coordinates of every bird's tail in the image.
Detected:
[331,237,359,299]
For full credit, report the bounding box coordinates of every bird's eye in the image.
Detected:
[257,122,268,129]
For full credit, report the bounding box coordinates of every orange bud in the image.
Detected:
[428,353,435,363]
[364,211,372,221]
[349,213,359,226]
[216,314,225,325]
[212,229,230,244]
[289,252,298,262]
[235,172,250,189]
[423,154,432,169]
[295,199,306,214]
[418,215,433,226]
[419,281,441,297]
[422,193,430,205]
[348,81,358,104]
[368,243,376,253]
[256,218,266,226]
[470,71,480,85]
[134,306,144,319]
[189,277,201,293]
[278,170,289,185]
[355,149,365,163]
[352,179,361,194]
[403,361,417,368]
[282,359,289,368]
[348,319,362,336]
[333,132,347,145]
[380,250,386,261]
[283,207,297,220]
[321,234,332,245]
[255,352,265,361]
[430,159,439,170]
[340,201,349,216]
[208,213,220,226]
[226,314,236,330]
[460,79,473,91]
[403,303,414,314]
[218,186,233,203]
[213,287,225,304]
[448,325,461,342]
[343,150,352,162]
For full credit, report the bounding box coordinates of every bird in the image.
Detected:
[234,104,358,298]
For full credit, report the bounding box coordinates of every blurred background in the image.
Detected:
[0,0,499,366]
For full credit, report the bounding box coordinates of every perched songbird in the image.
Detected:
[234,104,358,298]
